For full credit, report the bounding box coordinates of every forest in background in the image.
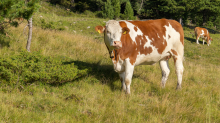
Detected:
[48,0,220,29]
[2,0,220,31]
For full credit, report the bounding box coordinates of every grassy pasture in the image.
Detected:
[0,2,220,122]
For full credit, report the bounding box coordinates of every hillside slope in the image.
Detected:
[0,2,220,122]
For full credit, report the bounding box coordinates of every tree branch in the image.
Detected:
[138,0,144,13]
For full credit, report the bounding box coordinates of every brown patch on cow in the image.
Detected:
[168,35,171,39]
[129,19,168,54]
[134,26,138,32]
[171,49,178,56]
[173,56,177,64]
[135,35,153,55]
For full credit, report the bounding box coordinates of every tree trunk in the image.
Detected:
[179,17,183,25]
[138,0,143,14]
[26,17,32,52]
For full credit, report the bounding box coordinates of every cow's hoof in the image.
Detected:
[176,86,181,90]
[161,83,165,88]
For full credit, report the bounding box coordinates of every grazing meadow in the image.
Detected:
[0,2,220,122]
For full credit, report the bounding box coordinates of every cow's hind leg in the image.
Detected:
[159,60,170,88]
[173,55,184,90]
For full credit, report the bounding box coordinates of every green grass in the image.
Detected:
[0,1,220,122]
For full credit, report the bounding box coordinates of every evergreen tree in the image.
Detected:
[0,0,40,32]
[0,0,41,52]
[113,0,120,19]
[124,1,134,20]
[112,0,121,19]
[102,0,114,19]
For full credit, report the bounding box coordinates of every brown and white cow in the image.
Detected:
[95,19,184,94]
[194,27,212,46]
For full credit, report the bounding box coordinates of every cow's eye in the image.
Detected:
[106,30,110,33]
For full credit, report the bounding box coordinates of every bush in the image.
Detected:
[40,19,55,30]
[0,51,89,85]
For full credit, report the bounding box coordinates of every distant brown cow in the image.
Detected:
[194,27,212,46]
[15,17,24,21]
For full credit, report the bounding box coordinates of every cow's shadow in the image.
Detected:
[185,25,219,34]
[50,60,120,91]
[184,37,207,44]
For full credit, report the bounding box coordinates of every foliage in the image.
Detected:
[0,0,41,32]
[40,19,56,30]
[44,0,220,28]
[102,0,114,19]
[112,0,121,19]
[123,1,134,20]
[0,51,89,85]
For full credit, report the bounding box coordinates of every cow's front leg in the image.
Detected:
[196,37,199,44]
[119,72,126,91]
[124,59,134,94]
[203,39,205,45]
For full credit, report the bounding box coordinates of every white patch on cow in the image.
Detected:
[104,20,123,51]
[123,21,143,43]
[113,56,125,73]
[200,30,205,35]
[157,33,160,38]
[134,36,160,65]
[144,36,152,48]
[163,23,181,49]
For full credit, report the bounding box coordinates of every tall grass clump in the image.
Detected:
[0,50,89,85]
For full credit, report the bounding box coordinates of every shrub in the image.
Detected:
[40,18,55,30]
[0,51,89,85]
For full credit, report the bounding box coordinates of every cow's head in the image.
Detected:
[95,20,130,52]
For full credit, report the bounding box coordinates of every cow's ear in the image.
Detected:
[95,25,105,34]
[122,27,130,35]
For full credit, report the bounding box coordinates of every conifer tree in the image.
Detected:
[124,1,134,20]
[0,0,40,32]
[102,0,114,19]
[0,0,41,52]
[113,0,121,19]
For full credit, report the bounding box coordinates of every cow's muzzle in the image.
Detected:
[113,41,122,49]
